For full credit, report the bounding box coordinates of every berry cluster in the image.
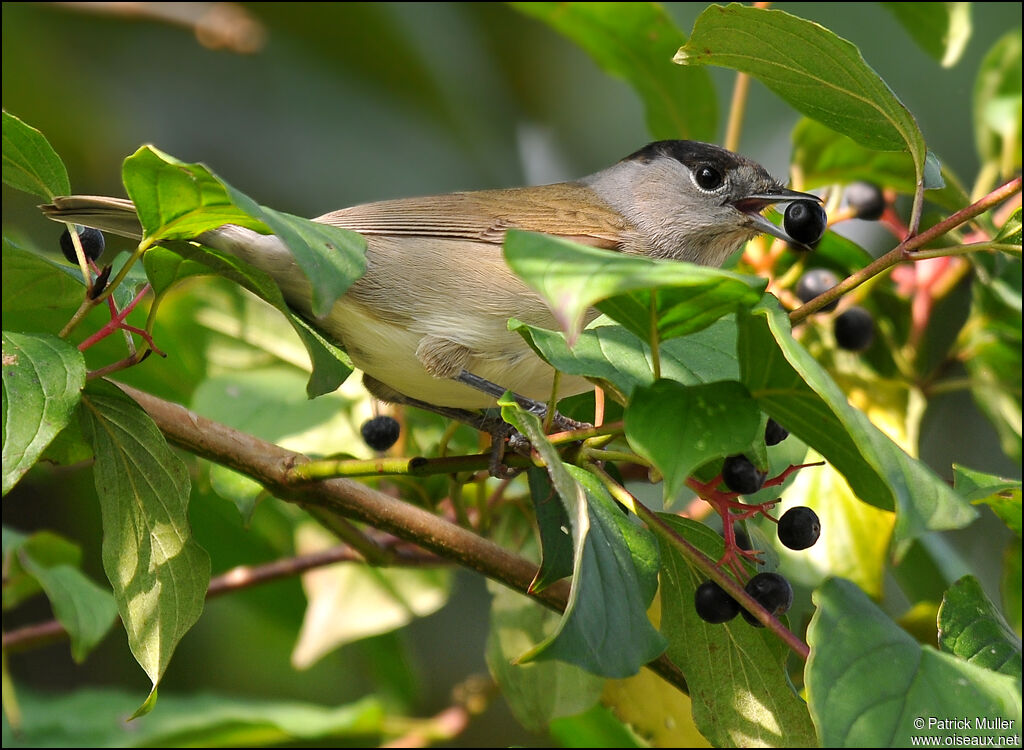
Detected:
[791,182,887,352]
[694,183,894,626]
[694,418,822,627]
[693,183,894,627]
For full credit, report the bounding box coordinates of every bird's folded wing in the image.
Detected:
[313,183,627,249]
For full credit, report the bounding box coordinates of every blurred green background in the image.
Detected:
[3,3,1020,746]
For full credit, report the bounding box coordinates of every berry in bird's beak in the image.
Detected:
[732,188,823,250]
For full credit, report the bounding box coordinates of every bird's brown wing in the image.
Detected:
[313,183,628,249]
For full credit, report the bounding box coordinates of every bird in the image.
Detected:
[43,140,818,427]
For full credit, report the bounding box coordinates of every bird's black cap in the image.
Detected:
[623,140,747,172]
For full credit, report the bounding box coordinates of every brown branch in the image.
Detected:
[2,544,446,653]
[115,382,570,602]
[5,385,690,689]
[205,546,446,598]
[1,620,68,653]
[52,2,267,54]
[113,384,690,692]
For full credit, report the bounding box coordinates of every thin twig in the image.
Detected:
[2,544,446,653]
[790,177,1022,325]
[724,72,750,153]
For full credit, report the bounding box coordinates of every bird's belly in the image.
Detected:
[329,298,592,409]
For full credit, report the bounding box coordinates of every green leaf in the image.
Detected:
[288,315,355,399]
[190,367,359,515]
[527,468,575,591]
[973,31,1022,172]
[510,2,716,141]
[597,280,763,344]
[797,228,875,275]
[807,578,1022,746]
[625,380,760,504]
[142,245,216,297]
[291,522,450,668]
[2,332,86,495]
[486,570,604,731]
[123,146,367,319]
[484,507,605,731]
[738,301,976,549]
[953,464,1021,537]
[676,5,926,176]
[510,316,739,403]
[524,464,664,678]
[599,669,710,748]
[191,367,358,458]
[18,542,118,662]
[1003,538,1022,635]
[791,119,969,211]
[1,111,70,199]
[892,531,980,607]
[500,400,589,642]
[2,528,79,610]
[659,516,817,748]
[549,703,646,749]
[938,575,1022,679]
[3,528,116,663]
[151,243,352,398]
[207,462,263,521]
[220,184,367,318]
[1,238,85,317]
[503,401,664,677]
[882,2,972,68]
[504,230,764,344]
[792,117,917,191]
[2,687,386,747]
[963,256,1022,463]
[122,146,268,242]
[996,207,1022,248]
[79,380,210,708]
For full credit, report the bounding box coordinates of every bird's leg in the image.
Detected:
[363,374,512,438]
[454,371,588,433]
[415,334,589,433]
[367,336,590,476]
[363,375,528,477]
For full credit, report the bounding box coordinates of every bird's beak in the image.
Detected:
[731,188,823,250]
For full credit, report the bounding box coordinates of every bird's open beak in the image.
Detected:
[731,188,823,250]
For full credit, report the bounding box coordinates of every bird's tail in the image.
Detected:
[40,196,143,240]
[41,195,305,299]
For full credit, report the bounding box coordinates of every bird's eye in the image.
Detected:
[694,165,725,191]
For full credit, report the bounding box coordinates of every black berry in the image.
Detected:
[764,418,789,446]
[834,306,875,351]
[740,572,794,626]
[784,200,827,248]
[845,181,886,221]
[777,506,820,550]
[60,226,105,264]
[795,268,840,313]
[360,415,400,451]
[722,455,766,495]
[695,580,740,624]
